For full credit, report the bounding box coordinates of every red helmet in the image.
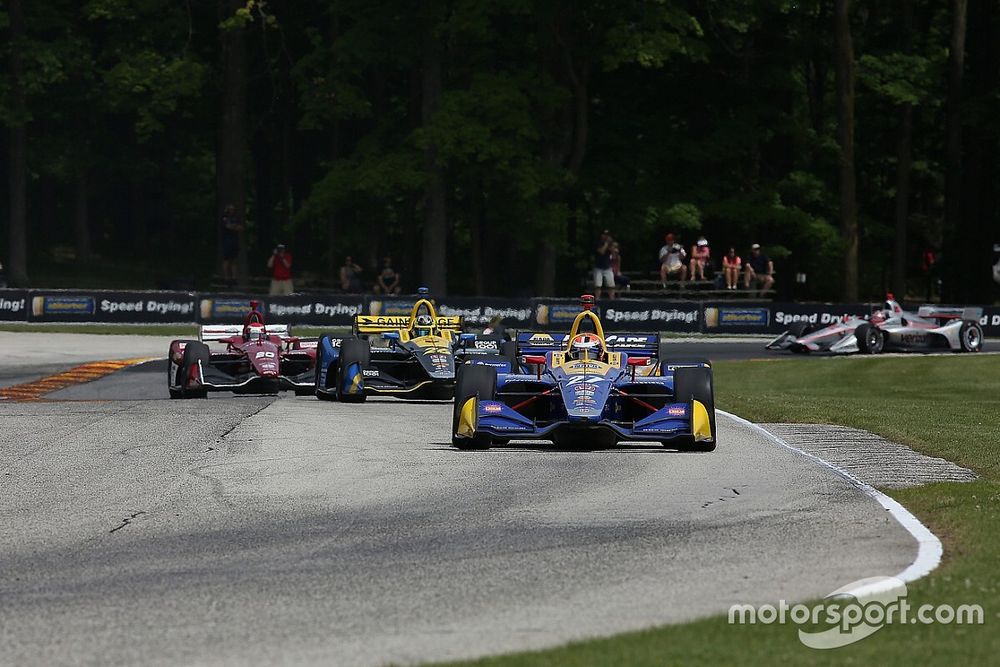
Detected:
[568,333,603,361]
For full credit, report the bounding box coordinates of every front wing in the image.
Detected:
[457,397,713,444]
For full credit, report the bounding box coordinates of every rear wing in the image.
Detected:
[605,333,660,358]
[916,306,983,321]
[200,324,291,342]
[515,332,660,357]
[354,314,463,335]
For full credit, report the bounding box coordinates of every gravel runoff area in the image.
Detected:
[763,423,978,489]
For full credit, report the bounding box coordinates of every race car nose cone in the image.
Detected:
[567,409,602,422]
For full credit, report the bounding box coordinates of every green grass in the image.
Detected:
[441,355,1000,666]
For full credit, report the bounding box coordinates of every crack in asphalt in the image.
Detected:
[109,510,146,533]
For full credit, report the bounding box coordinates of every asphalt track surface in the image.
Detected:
[0,336,918,666]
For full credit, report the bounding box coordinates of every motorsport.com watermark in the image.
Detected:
[729,576,984,649]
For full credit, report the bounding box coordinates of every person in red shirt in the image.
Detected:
[722,247,741,290]
[267,243,294,295]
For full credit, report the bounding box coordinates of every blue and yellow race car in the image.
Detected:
[314,290,509,402]
[451,295,717,451]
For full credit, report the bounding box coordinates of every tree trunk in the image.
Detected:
[75,175,91,261]
[833,0,858,301]
[891,0,914,298]
[7,0,29,286]
[420,11,448,296]
[892,104,913,298]
[470,182,484,296]
[943,0,967,301]
[218,0,248,287]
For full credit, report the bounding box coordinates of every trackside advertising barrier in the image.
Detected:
[531,298,701,333]
[702,302,872,335]
[27,290,197,323]
[1,289,998,336]
[0,290,29,321]
[197,294,365,326]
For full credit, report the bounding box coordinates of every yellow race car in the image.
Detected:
[314,288,510,402]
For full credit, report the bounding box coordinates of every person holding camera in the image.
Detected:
[267,243,294,295]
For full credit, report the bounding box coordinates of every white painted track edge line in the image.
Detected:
[718,410,943,598]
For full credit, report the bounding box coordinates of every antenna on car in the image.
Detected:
[580,294,596,311]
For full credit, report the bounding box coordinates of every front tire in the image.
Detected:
[959,321,984,352]
[336,337,370,403]
[452,364,496,450]
[314,333,338,401]
[855,323,884,354]
[179,341,210,399]
[671,366,716,452]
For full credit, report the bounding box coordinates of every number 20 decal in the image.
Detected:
[255,351,276,358]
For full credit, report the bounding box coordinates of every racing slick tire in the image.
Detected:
[177,341,210,399]
[855,323,884,354]
[167,339,196,399]
[658,356,711,377]
[314,333,338,401]
[336,337,370,403]
[452,364,496,450]
[670,366,716,452]
[959,321,984,353]
[501,340,518,370]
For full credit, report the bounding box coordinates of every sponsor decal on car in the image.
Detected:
[483,403,503,413]
[668,405,686,416]
[362,369,380,377]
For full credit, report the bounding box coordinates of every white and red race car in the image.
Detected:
[167,301,317,398]
[767,295,984,355]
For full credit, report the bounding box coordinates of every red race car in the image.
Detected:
[167,300,317,398]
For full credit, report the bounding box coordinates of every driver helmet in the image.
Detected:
[247,322,266,343]
[414,314,434,338]
[567,333,603,362]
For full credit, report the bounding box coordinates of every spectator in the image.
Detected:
[374,256,401,295]
[267,243,294,295]
[743,243,774,292]
[483,315,507,338]
[922,247,937,301]
[722,247,741,290]
[993,243,1000,286]
[610,241,630,293]
[659,233,687,286]
[689,236,711,282]
[339,255,363,292]
[592,230,616,299]
[220,204,242,283]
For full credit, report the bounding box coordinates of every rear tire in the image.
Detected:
[959,321,984,353]
[671,366,716,452]
[452,364,496,450]
[855,323,884,354]
[658,356,711,377]
[180,341,210,399]
[501,340,518,371]
[336,337,370,403]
